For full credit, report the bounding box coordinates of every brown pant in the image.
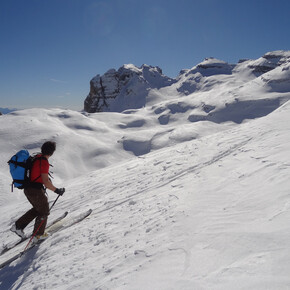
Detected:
[16,187,50,235]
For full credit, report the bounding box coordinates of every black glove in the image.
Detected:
[54,188,65,196]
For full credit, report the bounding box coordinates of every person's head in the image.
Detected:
[41,141,56,157]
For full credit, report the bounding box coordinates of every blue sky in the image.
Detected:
[1,0,290,110]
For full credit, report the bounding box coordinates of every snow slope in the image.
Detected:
[1,102,290,289]
[1,51,290,289]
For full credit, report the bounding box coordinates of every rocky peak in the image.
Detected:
[84,64,174,113]
[196,57,234,74]
[263,50,290,63]
[180,58,234,78]
[246,50,290,74]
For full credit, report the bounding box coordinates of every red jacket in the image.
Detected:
[30,155,49,184]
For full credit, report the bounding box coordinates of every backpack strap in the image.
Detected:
[8,160,27,168]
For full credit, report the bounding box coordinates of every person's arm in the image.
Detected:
[41,173,57,192]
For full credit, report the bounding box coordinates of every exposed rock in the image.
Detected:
[84,64,174,113]
[238,59,250,63]
[248,50,290,74]
[195,57,234,75]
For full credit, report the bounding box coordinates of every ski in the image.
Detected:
[48,211,69,228]
[0,209,92,269]
[0,211,68,256]
[46,209,92,235]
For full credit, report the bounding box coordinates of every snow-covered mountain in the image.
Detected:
[1,50,290,289]
[84,64,175,113]
[84,50,290,115]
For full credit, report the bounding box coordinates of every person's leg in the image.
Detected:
[15,207,38,230]
[20,187,50,235]
[31,188,50,235]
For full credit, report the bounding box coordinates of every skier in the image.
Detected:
[10,141,65,242]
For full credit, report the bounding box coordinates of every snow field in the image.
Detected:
[1,101,290,289]
[1,51,290,289]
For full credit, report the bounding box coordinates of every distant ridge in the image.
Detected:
[84,50,290,113]
[0,108,18,114]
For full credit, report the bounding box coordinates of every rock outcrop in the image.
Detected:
[84,64,174,113]
[247,50,290,74]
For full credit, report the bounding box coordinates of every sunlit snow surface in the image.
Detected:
[1,52,290,289]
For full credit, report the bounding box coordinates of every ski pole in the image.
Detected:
[23,195,61,251]
[49,194,61,211]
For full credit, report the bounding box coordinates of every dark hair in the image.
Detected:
[41,141,56,156]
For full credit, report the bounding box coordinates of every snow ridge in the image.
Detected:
[85,50,290,114]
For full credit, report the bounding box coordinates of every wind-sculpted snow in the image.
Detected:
[1,101,290,289]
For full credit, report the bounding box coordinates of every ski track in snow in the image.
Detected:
[2,109,290,289]
[1,109,290,289]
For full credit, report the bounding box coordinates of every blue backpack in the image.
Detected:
[8,150,38,191]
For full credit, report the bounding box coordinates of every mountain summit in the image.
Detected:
[84,64,174,113]
[84,50,290,113]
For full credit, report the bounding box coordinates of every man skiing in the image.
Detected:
[10,141,65,242]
